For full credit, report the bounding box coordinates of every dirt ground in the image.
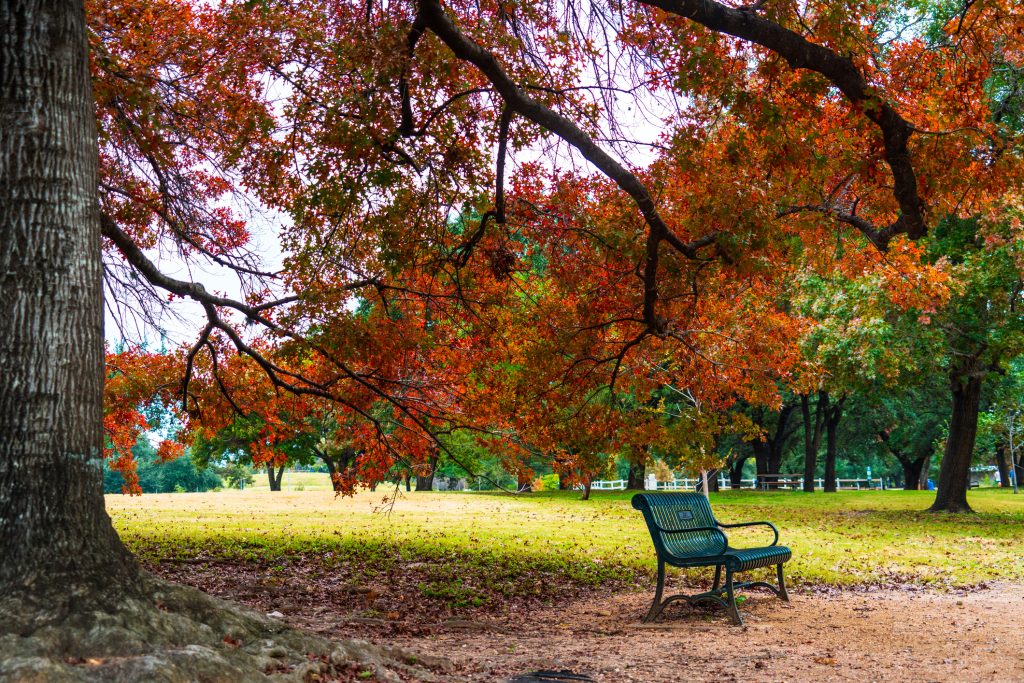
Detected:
[158,556,1024,682]
[381,585,1024,682]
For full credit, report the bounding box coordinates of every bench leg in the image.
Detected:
[725,568,742,625]
[776,563,790,602]
[712,564,722,591]
[643,559,667,622]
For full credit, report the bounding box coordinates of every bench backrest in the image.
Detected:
[632,492,723,559]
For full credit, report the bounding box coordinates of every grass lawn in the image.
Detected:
[107,487,1024,596]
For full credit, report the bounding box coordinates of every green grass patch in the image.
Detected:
[108,487,1024,592]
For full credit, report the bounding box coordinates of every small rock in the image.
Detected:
[267,611,285,619]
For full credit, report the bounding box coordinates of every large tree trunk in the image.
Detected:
[801,392,826,493]
[931,367,983,512]
[822,398,844,493]
[0,0,141,620]
[0,8,431,678]
[266,464,285,491]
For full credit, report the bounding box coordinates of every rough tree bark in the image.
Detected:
[0,4,438,679]
[931,362,984,513]
[0,0,141,617]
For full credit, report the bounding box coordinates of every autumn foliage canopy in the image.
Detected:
[94,0,1024,491]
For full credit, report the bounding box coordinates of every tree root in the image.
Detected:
[0,574,454,682]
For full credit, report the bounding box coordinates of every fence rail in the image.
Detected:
[586,476,888,491]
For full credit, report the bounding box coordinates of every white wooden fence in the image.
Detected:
[587,476,888,491]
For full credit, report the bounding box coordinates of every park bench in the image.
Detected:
[631,492,791,625]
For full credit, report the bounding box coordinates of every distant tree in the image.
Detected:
[926,218,1024,511]
[105,436,221,494]
[793,273,944,492]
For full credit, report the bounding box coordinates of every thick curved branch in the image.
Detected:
[418,0,719,333]
[640,0,926,248]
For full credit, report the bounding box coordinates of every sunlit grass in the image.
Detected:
[107,487,1024,589]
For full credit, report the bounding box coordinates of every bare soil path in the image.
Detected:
[152,557,1024,682]
[384,585,1024,682]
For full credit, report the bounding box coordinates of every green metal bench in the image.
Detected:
[632,492,791,625]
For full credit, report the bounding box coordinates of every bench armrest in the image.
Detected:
[717,520,779,546]
[648,523,729,555]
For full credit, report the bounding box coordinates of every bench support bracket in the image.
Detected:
[643,562,789,626]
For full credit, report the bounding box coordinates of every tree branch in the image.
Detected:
[640,0,927,249]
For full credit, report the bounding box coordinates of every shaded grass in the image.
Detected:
[108,487,1024,596]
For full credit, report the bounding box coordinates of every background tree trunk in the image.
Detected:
[931,367,983,512]
[995,443,1012,488]
[0,0,141,622]
[626,459,646,490]
[901,457,927,491]
[322,455,341,492]
[729,455,748,489]
[415,453,439,491]
[919,454,931,490]
[822,397,844,493]
[752,403,797,489]
[801,392,826,492]
[753,441,770,488]
[266,464,285,491]
[415,471,436,491]
[581,477,592,500]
